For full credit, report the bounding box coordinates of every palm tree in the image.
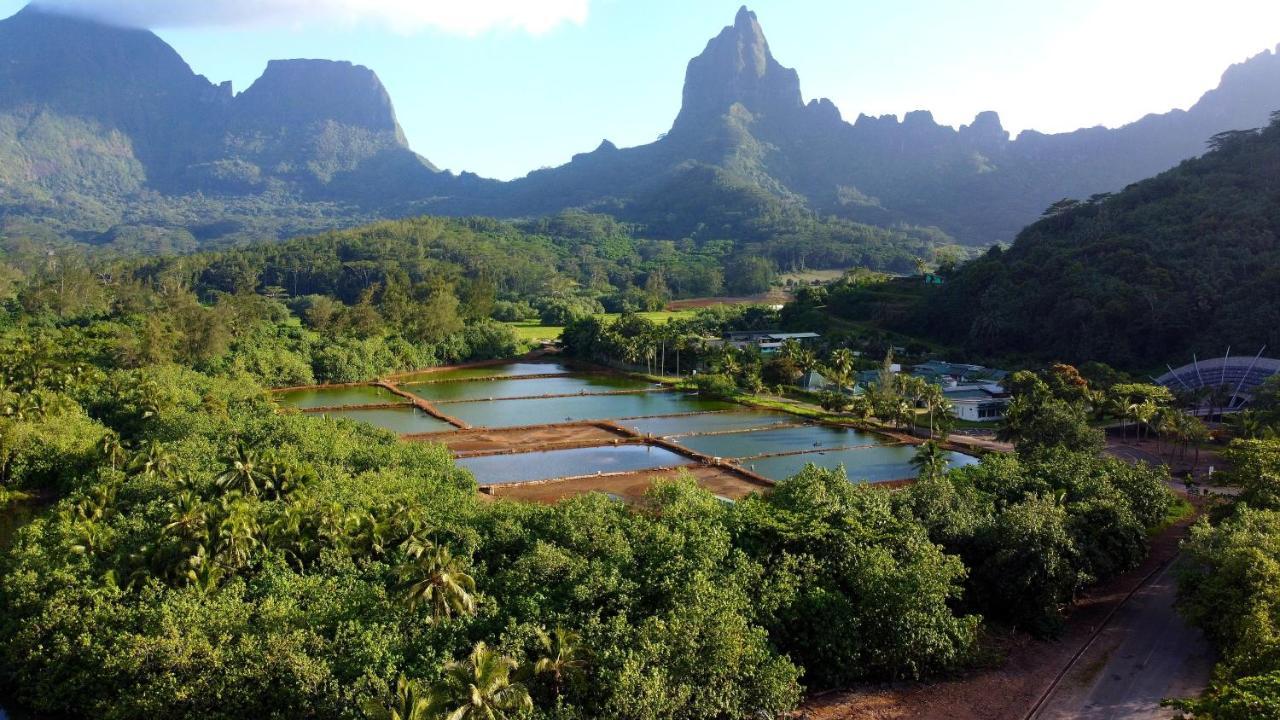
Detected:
[185,548,225,594]
[1184,415,1212,472]
[68,518,109,558]
[1132,399,1159,442]
[847,394,874,421]
[793,348,819,377]
[262,457,315,501]
[919,383,952,440]
[268,501,320,570]
[129,442,176,479]
[532,626,591,701]
[910,441,948,481]
[401,539,477,622]
[1106,392,1130,441]
[98,431,128,470]
[216,445,266,496]
[213,497,261,568]
[711,347,742,379]
[893,398,916,430]
[1228,410,1273,440]
[362,675,445,720]
[439,642,532,720]
[824,348,856,393]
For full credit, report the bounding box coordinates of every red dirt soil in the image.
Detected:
[405,423,633,456]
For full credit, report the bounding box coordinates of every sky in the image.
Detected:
[4,0,1280,180]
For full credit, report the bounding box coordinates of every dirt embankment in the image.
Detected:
[405,423,634,456]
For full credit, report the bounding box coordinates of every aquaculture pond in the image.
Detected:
[624,410,798,437]
[318,407,457,435]
[275,384,405,410]
[392,361,573,384]
[457,445,690,485]
[277,361,979,489]
[446,392,736,428]
[741,445,979,483]
[674,424,881,459]
[405,374,654,403]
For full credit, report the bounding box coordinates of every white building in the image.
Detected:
[943,383,1011,422]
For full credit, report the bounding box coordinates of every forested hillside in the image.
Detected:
[917,113,1280,370]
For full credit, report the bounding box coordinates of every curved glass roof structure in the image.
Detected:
[1155,351,1280,410]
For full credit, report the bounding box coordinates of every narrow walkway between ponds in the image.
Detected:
[375,381,471,429]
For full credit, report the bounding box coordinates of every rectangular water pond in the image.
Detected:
[458,445,691,486]
[405,374,654,403]
[276,385,405,410]
[446,392,736,428]
[623,410,798,437]
[674,424,882,459]
[740,445,979,483]
[319,407,457,434]
[393,362,573,384]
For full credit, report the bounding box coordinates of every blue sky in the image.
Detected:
[5,0,1279,179]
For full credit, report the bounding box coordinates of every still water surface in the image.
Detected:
[275,385,404,409]
[623,410,797,437]
[406,374,652,403]
[742,445,979,482]
[675,424,880,459]
[457,445,690,485]
[447,392,735,428]
[394,362,572,384]
[320,407,457,434]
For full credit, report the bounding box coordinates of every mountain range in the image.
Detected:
[1,4,1278,251]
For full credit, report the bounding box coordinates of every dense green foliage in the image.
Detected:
[0,337,995,717]
[0,210,1179,718]
[1174,438,1280,718]
[918,114,1280,369]
[900,449,1171,635]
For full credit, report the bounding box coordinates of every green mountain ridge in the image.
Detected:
[1,4,1279,255]
[917,113,1280,369]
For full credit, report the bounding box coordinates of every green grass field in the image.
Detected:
[509,310,699,343]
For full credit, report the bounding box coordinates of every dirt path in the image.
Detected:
[802,508,1201,720]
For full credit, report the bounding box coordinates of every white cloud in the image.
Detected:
[32,0,590,35]
[999,0,1280,134]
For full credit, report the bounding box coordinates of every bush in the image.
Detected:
[536,297,604,326]
[692,373,738,400]
[490,300,536,322]
[459,319,525,360]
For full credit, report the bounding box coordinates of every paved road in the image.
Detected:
[1105,443,1164,466]
[1032,537,1215,719]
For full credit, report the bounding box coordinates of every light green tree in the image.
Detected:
[438,642,532,720]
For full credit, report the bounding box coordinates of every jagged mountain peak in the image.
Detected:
[235,59,406,141]
[669,6,803,137]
